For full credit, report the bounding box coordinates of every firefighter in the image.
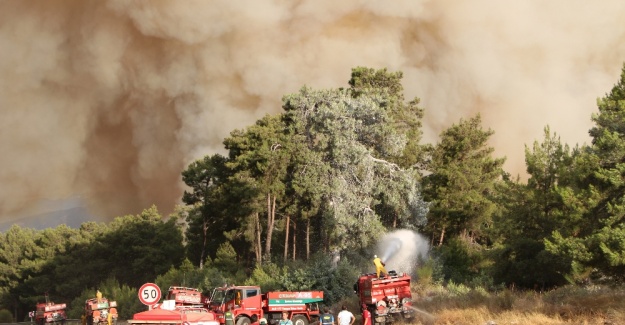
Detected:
[107,311,112,325]
[96,290,102,303]
[235,290,241,306]
[373,255,387,278]
[320,307,335,325]
[361,305,371,325]
[225,306,235,325]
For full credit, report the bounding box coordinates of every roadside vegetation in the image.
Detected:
[3,65,625,323]
[410,281,625,324]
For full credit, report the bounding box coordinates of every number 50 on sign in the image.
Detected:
[138,283,161,306]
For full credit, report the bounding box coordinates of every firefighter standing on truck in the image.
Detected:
[320,307,335,325]
[225,306,234,325]
[373,255,387,278]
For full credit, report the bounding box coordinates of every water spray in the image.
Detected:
[375,229,430,275]
[407,305,436,325]
[380,238,402,261]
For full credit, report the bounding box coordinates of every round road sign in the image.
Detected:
[138,283,161,305]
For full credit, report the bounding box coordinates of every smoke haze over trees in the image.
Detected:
[2,1,625,227]
[4,64,625,322]
[4,1,625,320]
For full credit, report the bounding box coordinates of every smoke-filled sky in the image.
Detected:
[2,0,625,229]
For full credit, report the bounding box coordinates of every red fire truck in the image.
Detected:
[129,286,218,325]
[208,285,323,325]
[354,271,414,325]
[35,301,67,325]
[84,296,118,325]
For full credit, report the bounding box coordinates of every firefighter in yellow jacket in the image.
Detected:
[373,255,387,278]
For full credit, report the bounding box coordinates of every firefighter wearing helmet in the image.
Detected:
[373,255,387,278]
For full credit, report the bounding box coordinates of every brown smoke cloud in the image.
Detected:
[1,0,625,225]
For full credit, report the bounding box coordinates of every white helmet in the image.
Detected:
[374,255,377,258]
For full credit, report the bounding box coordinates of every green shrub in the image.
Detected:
[434,238,477,284]
[244,262,282,291]
[446,281,471,297]
[495,289,515,310]
[278,253,360,305]
[0,309,13,323]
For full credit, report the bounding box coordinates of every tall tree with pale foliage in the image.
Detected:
[283,80,428,253]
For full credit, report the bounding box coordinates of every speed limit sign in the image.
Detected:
[138,283,161,305]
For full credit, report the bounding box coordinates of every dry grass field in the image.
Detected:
[407,284,625,325]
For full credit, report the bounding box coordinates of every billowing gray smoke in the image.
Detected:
[2,1,625,225]
[376,229,429,275]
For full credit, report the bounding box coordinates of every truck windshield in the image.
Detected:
[211,289,226,304]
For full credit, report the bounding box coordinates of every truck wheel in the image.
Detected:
[236,317,250,325]
[292,315,308,325]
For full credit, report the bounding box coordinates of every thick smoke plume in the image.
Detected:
[2,1,625,226]
[376,229,429,275]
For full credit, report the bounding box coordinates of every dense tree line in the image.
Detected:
[3,65,625,321]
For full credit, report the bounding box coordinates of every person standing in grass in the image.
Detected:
[320,307,335,325]
[361,305,371,325]
[337,306,354,325]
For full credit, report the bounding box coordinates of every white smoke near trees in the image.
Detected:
[376,229,430,275]
[1,1,625,226]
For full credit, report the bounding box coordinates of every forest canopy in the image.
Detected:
[3,65,625,321]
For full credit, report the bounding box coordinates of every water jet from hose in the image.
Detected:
[376,229,429,275]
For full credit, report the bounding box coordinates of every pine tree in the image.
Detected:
[423,115,505,246]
